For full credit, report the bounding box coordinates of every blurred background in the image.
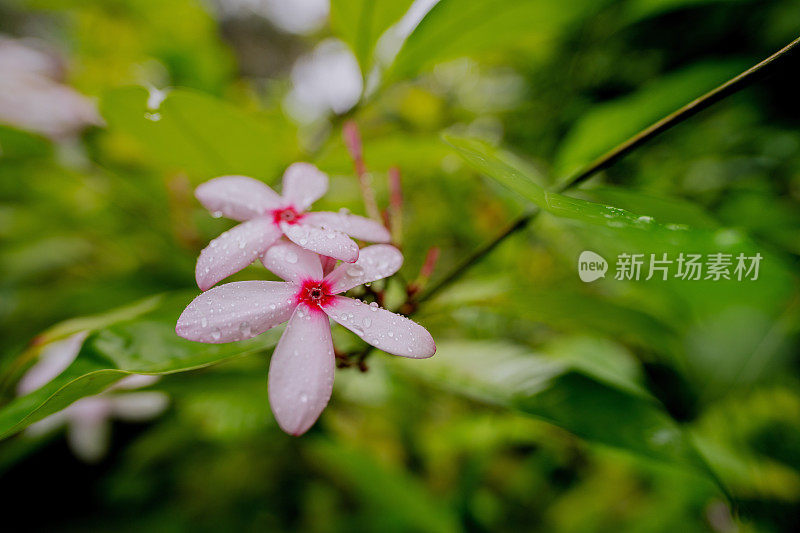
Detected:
[2,0,800,531]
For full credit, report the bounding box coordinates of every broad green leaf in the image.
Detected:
[32,294,164,346]
[387,0,608,81]
[100,86,297,181]
[577,186,718,228]
[444,133,797,393]
[330,0,414,74]
[443,134,643,228]
[429,283,681,357]
[0,292,280,440]
[396,341,722,485]
[543,336,651,398]
[553,61,746,178]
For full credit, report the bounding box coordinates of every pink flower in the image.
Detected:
[176,242,435,435]
[18,333,168,462]
[0,37,102,139]
[194,163,391,291]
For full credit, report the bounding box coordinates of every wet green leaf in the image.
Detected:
[397,341,722,485]
[0,292,280,440]
[100,86,297,181]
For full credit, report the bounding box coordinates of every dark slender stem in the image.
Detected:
[341,35,800,368]
[561,35,800,191]
[415,209,538,305]
[418,35,800,304]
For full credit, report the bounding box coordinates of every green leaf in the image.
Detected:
[553,61,747,177]
[33,294,165,345]
[396,341,722,484]
[443,133,798,393]
[0,292,280,440]
[387,0,607,81]
[577,186,718,228]
[330,0,414,75]
[443,133,644,228]
[100,86,297,181]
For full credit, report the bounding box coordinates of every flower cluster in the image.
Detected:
[177,163,435,435]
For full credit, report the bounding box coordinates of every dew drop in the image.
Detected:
[299,393,308,403]
[286,251,298,264]
[201,317,208,328]
[363,318,372,328]
[144,112,161,122]
[211,328,221,341]
[211,210,223,219]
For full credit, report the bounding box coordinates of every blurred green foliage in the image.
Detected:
[2,0,800,531]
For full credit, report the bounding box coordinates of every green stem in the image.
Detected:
[419,35,800,303]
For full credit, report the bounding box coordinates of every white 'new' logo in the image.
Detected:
[578,251,607,282]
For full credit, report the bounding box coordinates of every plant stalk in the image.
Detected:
[418,35,800,304]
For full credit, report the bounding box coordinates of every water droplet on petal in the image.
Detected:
[201,317,208,328]
[286,251,298,264]
[211,210,223,219]
[211,328,221,341]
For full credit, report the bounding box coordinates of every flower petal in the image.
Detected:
[325,245,403,294]
[281,162,328,211]
[320,255,337,276]
[66,402,111,463]
[195,218,281,291]
[17,332,88,395]
[268,304,335,436]
[281,222,359,263]
[176,281,296,343]
[324,296,435,358]
[195,175,282,221]
[303,211,391,242]
[262,240,323,283]
[110,374,160,391]
[109,392,169,421]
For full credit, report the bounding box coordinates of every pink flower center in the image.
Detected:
[272,206,303,226]
[296,279,333,309]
